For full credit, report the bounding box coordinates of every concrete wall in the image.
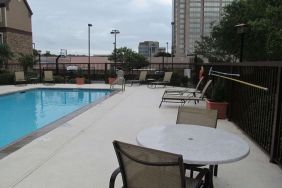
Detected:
[6,0,32,32]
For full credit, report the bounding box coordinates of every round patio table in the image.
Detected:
[137,124,250,165]
[136,125,250,188]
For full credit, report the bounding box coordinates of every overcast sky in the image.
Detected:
[28,0,172,55]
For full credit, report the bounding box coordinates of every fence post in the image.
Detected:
[270,67,282,162]
[104,63,108,83]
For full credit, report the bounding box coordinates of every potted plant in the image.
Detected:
[206,78,228,119]
[107,68,117,84]
[75,68,85,85]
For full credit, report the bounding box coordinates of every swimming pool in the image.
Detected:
[0,88,112,149]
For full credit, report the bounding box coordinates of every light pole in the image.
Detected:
[166,42,168,53]
[235,23,248,62]
[88,23,92,84]
[110,29,120,69]
[171,21,175,70]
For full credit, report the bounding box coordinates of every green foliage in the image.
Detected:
[107,67,117,77]
[0,72,14,85]
[170,73,190,87]
[209,78,226,102]
[17,53,37,73]
[0,44,14,69]
[76,68,84,78]
[195,0,282,61]
[154,52,171,57]
[54,75,65,83]
[108,47,149,70]
[33,49,39,56]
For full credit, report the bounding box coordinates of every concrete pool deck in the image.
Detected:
[0,84,281,188]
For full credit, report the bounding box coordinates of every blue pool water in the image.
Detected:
[0,88,112,148]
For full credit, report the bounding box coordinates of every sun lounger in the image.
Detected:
[159,80,212,108]
[164,77,204,95]
[149,71,173,88]
[14,71,27,85]
[43,71,55,84]
[128,71,147,86]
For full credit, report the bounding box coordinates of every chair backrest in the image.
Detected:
[195,77,204,90]
[176,107,218,128]
[44,71,53,81]
[113,141,185,188]
[139,71,147,81]
[117,70,124,78]
[15,71,25,81]
[199,80,212,99]
[163,72,173,82]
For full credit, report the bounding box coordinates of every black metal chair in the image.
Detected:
[110,140,210,188]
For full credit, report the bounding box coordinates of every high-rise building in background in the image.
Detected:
[172,0,233,57]
[138,41,160,58]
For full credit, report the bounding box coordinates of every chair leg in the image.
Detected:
[159,100,163,108]
[109,168,121,188]
[190,170,194,178]
[214,165,218,177]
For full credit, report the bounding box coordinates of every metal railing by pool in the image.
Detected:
[195,62,282,168]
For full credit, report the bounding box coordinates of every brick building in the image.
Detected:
[0,0,33,63]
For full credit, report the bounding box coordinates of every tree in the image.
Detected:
[195,0,282,62]
[0,44,14,69]
[17,53,37,73]
[154,52,171,57]
[108,47,149,70]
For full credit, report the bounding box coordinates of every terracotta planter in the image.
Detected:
[75,77,85,85]
[108,77,116,85]
[206,99,228,119]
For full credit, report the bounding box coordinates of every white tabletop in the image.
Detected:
[136,125,250,165]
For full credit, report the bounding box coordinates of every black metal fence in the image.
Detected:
[4,61,282,167]
[5,62,192,83]
[196,62,282,167]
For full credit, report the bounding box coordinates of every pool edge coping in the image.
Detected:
[0,87,120,160]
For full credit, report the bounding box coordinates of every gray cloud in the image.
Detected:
[29,0,172,55]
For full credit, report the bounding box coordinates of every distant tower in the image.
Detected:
[138,41,160,58]
[172,0,233,56]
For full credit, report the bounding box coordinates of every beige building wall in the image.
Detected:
[0,0,33,60]
[0,7,6,27]
[5,31,32,63]
[6,0,32,32]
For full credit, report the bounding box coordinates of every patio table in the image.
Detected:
[136,124,250,188]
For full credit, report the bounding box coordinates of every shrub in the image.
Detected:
[54,75,65,83]
[0,72,14,85]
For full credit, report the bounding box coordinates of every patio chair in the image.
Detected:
[14,71,27,85]
[110,140,209,188]
[164,77,204,95]
[43,71,55,84]
[176,107,218,128]
[110,70,125,91]
[176,107,219,177]
[159,80,212,108]
[149,71,173,88]
[128,71,147,86]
